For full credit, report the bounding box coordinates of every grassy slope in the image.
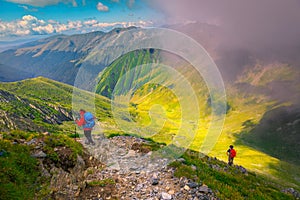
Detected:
[169,149,295,200]
[0,77,115,135]
[95,49,160,99]
[0,76,299,199]
[96,56,300,189]
[130,81,300,189]
[0,134,40,200]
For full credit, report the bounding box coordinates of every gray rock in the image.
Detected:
[26,138,36,145]
[124,150,137,158]
[237,165,247,174]
[199,186,209,193]
[135,184,143,192]
[184,185,190,191]
[130,165,139,170]
[32,150,47,158]
[282,188,300,198]
[161,192,172,200]
[187,182,198,188]
[151,178,159,185]
[107,162,121,171]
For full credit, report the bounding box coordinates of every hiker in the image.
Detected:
[75,109,96,145]
[227,145,236,166]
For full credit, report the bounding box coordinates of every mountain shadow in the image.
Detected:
[0,63,34,82]
[237,105,300,165]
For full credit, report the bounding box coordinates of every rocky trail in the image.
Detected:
[80,135,217,200]
[6,133,300,200]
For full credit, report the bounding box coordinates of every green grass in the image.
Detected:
[169,150,295,200]
[43,133,83,164]
[0,77,73,108]
[0,130,86,199]
[96,49,160,98]
[0,132,40,200]
[0,76,115,134]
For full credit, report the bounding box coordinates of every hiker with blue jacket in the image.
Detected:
[75,109,96,145]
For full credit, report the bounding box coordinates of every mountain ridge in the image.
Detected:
[0,27,138,84]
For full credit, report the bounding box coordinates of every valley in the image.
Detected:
[0,27,299,199]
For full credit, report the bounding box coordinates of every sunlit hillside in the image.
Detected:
[95,51,300,189]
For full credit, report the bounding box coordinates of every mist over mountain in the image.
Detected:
[151,0,300,53]
[167,21,300,77]
[153,0,300,101]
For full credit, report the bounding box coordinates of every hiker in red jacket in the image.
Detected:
[75,109,95,145]
[227,145,236,166]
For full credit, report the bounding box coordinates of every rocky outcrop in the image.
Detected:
[0,89,72,132]
[24,136,104,199]
[282,188,300,199]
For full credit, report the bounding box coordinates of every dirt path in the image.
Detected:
[80,135,217,200]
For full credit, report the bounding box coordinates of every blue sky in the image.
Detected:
[0,0,163,41]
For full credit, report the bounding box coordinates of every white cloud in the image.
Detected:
[18,5,38,12]
[96,2,109,12]
[5,0,80,7]
[67,21,82,29]
[84,20,98,25]
[32,24,54,34]
[5,0,62,7]
[0,15,152,38]
[15,29,31,35]
[22,15,38,21]
[6,0,135,9]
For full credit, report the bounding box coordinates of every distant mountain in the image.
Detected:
[0,63,34,82]
[0,27,137,85]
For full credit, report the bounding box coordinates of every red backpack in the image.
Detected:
[230,149,236,158]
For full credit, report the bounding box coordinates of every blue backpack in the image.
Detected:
[83,112,95,129]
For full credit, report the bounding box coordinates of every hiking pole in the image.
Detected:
[74,123,77,141]
[72,113,78,142]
